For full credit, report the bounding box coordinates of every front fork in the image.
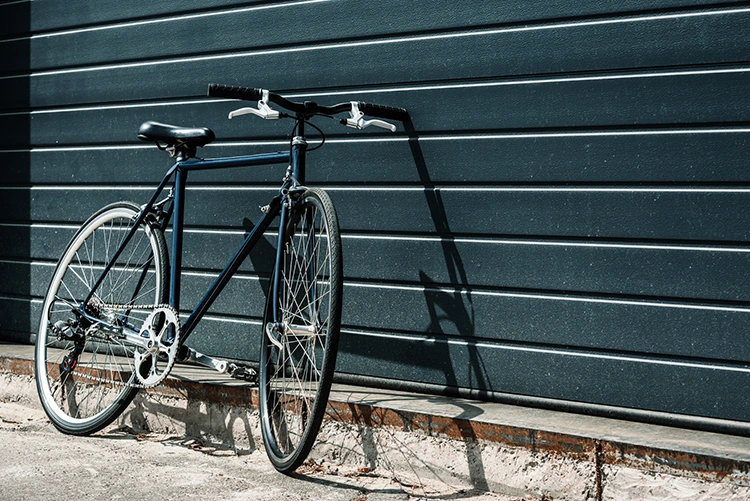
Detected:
[265,184,322,352]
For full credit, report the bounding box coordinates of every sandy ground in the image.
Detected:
[0,399,522,501]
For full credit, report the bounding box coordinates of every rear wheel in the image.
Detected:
[259,188,343,473]
[35,202,168,435]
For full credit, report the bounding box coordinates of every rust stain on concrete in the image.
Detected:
[601,441,750,483]
[0,357,34,377]
[325,399,749,480]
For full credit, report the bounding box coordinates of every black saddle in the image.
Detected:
[138,121,215,156]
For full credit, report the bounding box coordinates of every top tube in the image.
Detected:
[178,151,290,171]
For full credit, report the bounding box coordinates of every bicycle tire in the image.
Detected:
[259,188,343,473]
[35,201,169,435]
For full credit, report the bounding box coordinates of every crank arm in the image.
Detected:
[180,346,229,373]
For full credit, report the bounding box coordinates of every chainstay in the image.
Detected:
[67,303,180,389]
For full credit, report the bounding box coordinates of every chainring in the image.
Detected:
[133,306,180,387]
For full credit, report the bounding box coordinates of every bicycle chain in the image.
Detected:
[66,303,180,389]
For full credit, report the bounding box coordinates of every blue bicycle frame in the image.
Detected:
[80,123,310,348]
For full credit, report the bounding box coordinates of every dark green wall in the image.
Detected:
[1,0,749,426]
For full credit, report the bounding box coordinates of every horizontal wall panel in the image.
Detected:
[0,114,29,147]
[336,330,750,422]
[0,225,31,258]
[10,187,750,242]
[14,259,750,362]
[341,237,750,302]
[5,223,277,277]
[183,315,262,363]
[337,188,750,241]
[9,3,749,74]
[4,131,750,186]
[2,149,182,184]
[0,189,29,223]
[16,224,750,302]
[0,261,31,295]
[10,11,750,109]
[0,296,33,339]
[431,189,750,241]
[0,0,262,37]
[227,188,750,242]
[2,0,745,38]
[7,71,750,149]
[342,285,750,363]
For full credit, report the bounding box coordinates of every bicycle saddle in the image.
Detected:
[138,121,215,150]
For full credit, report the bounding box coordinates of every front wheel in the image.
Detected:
[259,188,343,473]
[35,202,169,435]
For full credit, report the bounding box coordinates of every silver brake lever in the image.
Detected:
[228,89,280,120]
[344,102,397,132]
[359,118,397,132]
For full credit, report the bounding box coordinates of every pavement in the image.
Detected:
[2,341,750,500]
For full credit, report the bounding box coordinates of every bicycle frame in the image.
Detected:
[80,122,310,349]
[36,85,403,469]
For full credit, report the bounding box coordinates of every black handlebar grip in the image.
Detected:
[207,83,263,101]
[358,102,409,121]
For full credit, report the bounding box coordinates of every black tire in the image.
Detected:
[35,202,169,435]
[259,188,343,473]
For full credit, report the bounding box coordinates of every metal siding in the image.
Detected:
[1,1,749,425]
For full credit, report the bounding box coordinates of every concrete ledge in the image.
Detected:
[2,342,749,500]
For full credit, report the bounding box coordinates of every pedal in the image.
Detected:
[228,363,258,382]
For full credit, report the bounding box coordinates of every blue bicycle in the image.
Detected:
[34,84,408,473]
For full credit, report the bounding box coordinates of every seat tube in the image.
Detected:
[170,165,188,310]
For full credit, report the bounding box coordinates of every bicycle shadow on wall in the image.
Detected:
[397,120,492,491]
[323,120,494,493]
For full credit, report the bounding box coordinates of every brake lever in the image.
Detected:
[358,118,397,132]
[343,102,397,132]
[228,89,280,120]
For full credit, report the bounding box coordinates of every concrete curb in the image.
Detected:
[2,344,750,500]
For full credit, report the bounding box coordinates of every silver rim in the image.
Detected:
[36,206,164,427]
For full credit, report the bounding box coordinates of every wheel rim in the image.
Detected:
[36,206,165,427]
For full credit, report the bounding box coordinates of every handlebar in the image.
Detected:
[207,83,409,124]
